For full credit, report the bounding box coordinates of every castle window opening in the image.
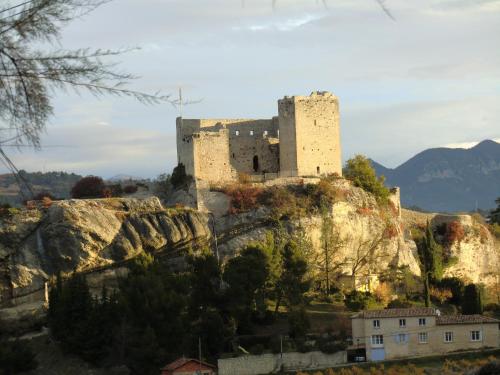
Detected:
[253,155,259,172]
[317,166,320,174]
[314,119,317,126]
[235,130,240,136]
[263,130,268,137]
[250,130,254,136]
[232,153,235,159]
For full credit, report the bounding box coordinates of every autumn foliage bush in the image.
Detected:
[71,176,106,198]
[223,184,264,214]
[374,282,393,305]
[444,221,465,245]
[123,185,138,194]
[383,223,398,239]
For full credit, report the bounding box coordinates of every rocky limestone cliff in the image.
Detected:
[402,209,499,285]
[1,187,498,331]
[0,197,210,307]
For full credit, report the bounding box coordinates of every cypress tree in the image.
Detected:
[461,284,483,314]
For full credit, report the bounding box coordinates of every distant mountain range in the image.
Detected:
[371,139,500,213]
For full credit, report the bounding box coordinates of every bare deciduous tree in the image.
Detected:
[0,0,173,149]
[344,227,389,290]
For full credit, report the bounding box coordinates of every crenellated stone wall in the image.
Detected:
[176,92,343,185]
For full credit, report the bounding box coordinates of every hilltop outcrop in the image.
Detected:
[0,184,498,332]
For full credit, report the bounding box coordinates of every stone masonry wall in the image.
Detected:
[176,92,343,184]
[177,118,280,184]
[295,92,341,177]
[218,350,347,375]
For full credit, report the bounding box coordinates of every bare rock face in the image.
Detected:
[402,209,500,285]
[0,197,211,309]
[1,190,498,333]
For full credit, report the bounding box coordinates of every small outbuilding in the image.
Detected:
[160,357,217,375]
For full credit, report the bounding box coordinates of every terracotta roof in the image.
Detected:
[161,357,216,371]
[352,307,437,319]
[436,315,500,325]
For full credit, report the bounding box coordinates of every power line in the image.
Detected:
[0,0,33,15]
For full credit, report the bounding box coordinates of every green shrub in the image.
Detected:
[343,155,390,203]
[288,306,310,339]
[479,360,500,375]
[436,277,464,306]
[0,339,37,374]
[317,337,347,354]
[387,298,414,309]
[0,204,20,219]
[489,223,500,239]
[344,290,377,311]
[171,163,192,189]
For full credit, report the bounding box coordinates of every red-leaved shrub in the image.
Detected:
[71,176,106,199]
[123,185,138,194]
[224,184,263,214]
[445,221,465,246]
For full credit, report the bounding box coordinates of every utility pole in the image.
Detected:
[198,336,202,375]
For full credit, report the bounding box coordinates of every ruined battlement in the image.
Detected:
[176,91,342,184]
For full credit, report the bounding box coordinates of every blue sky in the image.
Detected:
[2,0,500,178]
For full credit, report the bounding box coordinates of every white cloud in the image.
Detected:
[2,0,499,177]
[443,138,500,149]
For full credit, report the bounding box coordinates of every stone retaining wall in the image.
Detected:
[218,350,347,375]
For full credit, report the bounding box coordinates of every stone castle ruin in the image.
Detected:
[176,91,342,184]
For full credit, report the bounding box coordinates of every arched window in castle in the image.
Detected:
[250,130,254,136]
[253,155,259,172]
[235,130,240,136]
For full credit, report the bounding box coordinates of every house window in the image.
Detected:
[235,130,240,136]
[250,130,254,136]
[444,331,454,343]
[373,320,380,329]
[371,335,384,346]
[419,332,428,344]
[396,333,408,344]
[419,318,426,326]
[471,331,481,341]
[399,319,406,328]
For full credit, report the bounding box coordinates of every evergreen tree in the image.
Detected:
[489,197,500,225]
[415,222,444,306]
[461,284,483,315]
[119,257,188,369]
[187,248,221,318]
[280,241,311,307]
[223,246,270,332]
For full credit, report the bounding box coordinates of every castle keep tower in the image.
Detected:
[278,91,342,177]
[176,91,342,185]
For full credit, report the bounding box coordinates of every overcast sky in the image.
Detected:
[2,0,500,178]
